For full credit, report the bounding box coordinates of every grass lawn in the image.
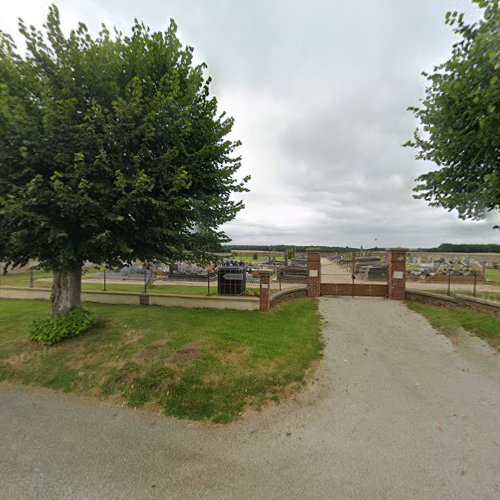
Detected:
[1,271,217,295]
[429,289,500,302]
[485,268,500,283]
[0,271,264,296]
[81,282,219,295]
[0,271,53,287]
[407,302,500,351]
[458,290,500,302]
[0,299,322,423]
[406,263,420,269]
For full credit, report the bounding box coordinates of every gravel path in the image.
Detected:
[1,297,499,499]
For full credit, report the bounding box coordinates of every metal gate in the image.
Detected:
[320,251,389,297]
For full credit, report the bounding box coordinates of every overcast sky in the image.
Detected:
[2,0,499,248]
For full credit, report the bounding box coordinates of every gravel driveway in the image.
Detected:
[1,297,499,499]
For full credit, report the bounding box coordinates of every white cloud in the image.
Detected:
[1,0,498,247]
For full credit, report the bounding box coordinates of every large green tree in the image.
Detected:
[406,0,499,223]
[0,5,248,315]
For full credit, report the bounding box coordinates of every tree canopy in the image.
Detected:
[406,0,499,222]
[0,5,248,314]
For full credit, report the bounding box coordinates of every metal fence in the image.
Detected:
[1,259,498,303]
[408,269,498,302]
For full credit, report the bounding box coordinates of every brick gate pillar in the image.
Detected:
[255,269,273,311]
[387,248,407,301]
[307,248,321,298]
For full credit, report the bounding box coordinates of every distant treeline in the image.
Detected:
[223,245,378,253]
[224,243,500,253]
[417,243,500,253]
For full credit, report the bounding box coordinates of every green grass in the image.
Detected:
[459,290,500,302]
[429,289,500,302]
[407,302,500,351]
[0,271,218,295]
[485,268,500,283]
[0,271,265,296]
[0,299,322,422]
[0,272,270,296]
[0,271,53,287]
[406,263,420,269]
[81,282,219,295]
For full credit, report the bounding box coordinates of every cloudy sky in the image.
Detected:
[2,1,499,248]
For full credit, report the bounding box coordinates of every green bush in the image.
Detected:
[29,308,95,345]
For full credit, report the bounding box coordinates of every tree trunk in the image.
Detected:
[51,267,82,316]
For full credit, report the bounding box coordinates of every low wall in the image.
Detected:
[269,287,307,307]
[321,283,388,297]
[0,287,260,311]
[406,289,499,315]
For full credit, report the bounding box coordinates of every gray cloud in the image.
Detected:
[2,0,498,247]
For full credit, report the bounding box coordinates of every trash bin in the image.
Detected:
[217,265,246,295]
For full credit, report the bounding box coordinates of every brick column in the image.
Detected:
[256,269,273,311]
[387,248,407,301]
[307,248,321,298]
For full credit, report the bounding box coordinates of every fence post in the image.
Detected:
[255,269,273,311]
[307,248,321,298]
[387,248,407,301]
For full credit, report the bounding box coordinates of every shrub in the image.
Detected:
[29,308,95,345]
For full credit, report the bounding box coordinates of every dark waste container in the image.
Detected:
[217,265,246,295]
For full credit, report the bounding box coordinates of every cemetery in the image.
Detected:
[407,255,485,284]
[324,253,389,283]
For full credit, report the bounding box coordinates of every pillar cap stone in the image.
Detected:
[306,247,320,252]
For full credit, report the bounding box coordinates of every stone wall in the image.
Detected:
[269,287,307,307]
[406,289,499,316]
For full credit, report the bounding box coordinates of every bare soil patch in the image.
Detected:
[168,346,202,365]
[128,339,170,365]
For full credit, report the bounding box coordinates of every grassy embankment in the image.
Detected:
[407,302,500,351]
[0,299,322,423]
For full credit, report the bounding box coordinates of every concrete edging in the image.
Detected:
[406,289,499,315]
[0,286,260,311]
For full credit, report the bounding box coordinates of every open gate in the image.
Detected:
[320,251,389,297]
